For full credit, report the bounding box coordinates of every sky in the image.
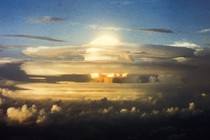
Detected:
[1,0,210,139]
[1,0,210,46]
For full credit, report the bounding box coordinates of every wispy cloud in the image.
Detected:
[2,35,67,42]
[111,0,137,6]
[23,46,84,60]
[111,0,158,6]
[169,40,200,49]
[86,24,174,33]
[29,16,65,23]
[138,28,173,33]
[198,28,210,33]
[0,44,29,49]
[86,24,124,31]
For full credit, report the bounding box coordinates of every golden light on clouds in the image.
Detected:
[0,83,142,101]
[89,35,120,46]
[90,73,100,79]
[84,35,124,61]
[90,73,128,83]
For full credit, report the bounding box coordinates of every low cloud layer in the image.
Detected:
[0,91,208,125]
[1,84,210,139]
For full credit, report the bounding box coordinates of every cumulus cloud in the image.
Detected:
[166,107,179,114]
[51,104,62,113]
[5,104,63,124]
[0,88,15,98]
[29,16,65,23]
[3,34,67,42]
[7,104,37,123]
[36,109,47,124]
[189,102,195,111]
[120,108,129,113]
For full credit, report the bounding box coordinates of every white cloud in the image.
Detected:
[87,24,124,31]
[170,41,200,49]
[199,28,210,33]
[169,41,203,56]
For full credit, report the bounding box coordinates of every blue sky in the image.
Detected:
[1,0,210,47]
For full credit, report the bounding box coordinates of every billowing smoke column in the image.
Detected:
[90,73,128,83]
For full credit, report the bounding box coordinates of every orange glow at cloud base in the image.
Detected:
[90,73,128,83]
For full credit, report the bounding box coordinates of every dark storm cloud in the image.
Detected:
[30,16,65,23]
[138,28,174,33]
[2,35,67,42]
